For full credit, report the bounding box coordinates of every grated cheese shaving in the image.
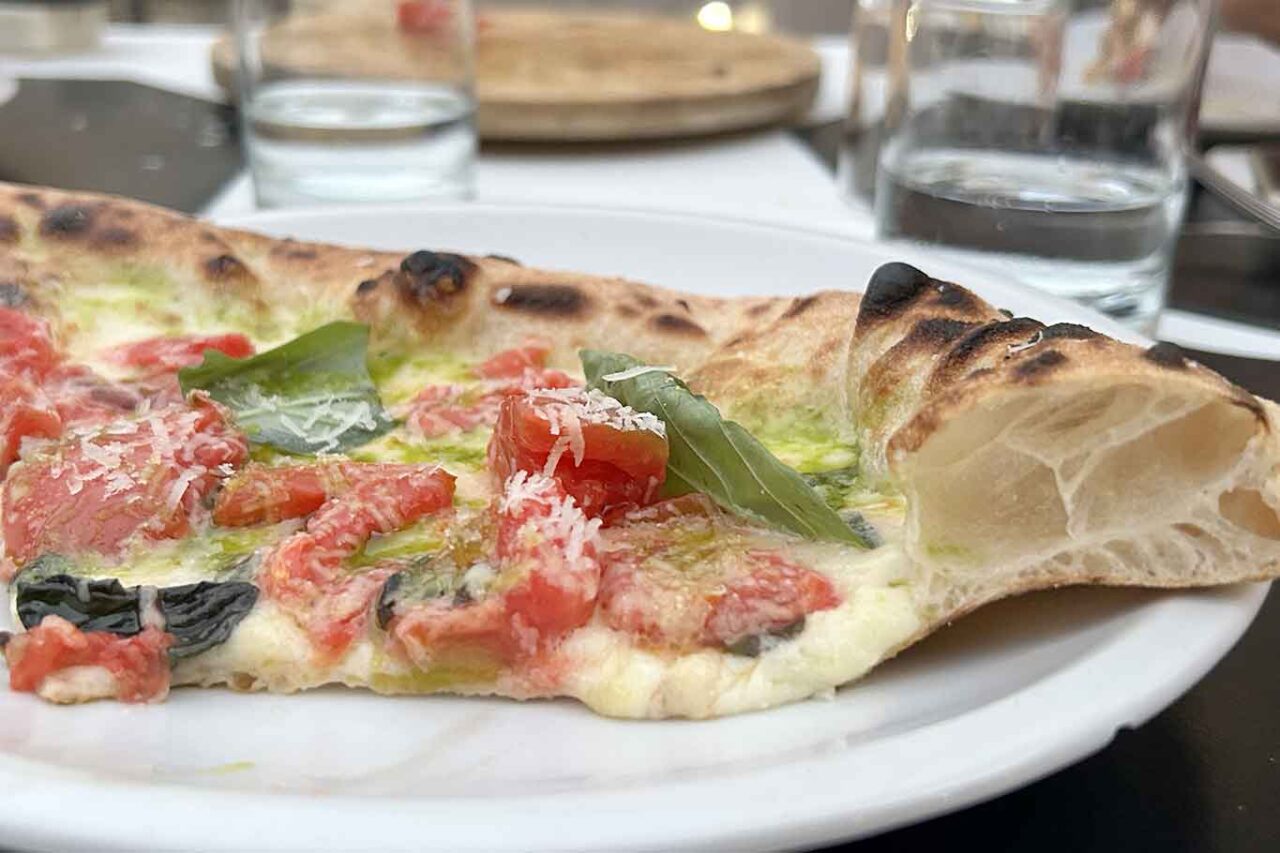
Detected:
[600,364,676,382]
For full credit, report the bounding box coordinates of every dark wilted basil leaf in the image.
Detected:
[14,572,258,660]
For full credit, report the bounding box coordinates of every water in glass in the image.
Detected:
[246,80,476,208]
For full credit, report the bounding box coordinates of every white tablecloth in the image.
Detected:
[3,24,1277,357]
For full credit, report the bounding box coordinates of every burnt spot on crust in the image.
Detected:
[1230,391,1267,425]
[944,318,1045,368]
[285,247,317,261]
[906,317,978,347]
[0,216,18,244]
[998,308,1014,319]
[615,303,640,318]
[1041,322,1100,341]
[16,192,45,210]
[1143,342,1189,369]
[204,253,249,281]
[92,226,137,249]
[651,313,707,337]
[398,250,475,303]
[39,204,93,237]
[355,278,379,295]
[486,253,522,266]
[1014,349,1068,379]
[859,262,980,327]
[782,295,819,319]
[200,230,221,245]
[675,298,692,313]
[632,292,659,309]
[747,302,774,317]
[493,283,586,316]
[966,367,996,381]
[0,283,28,307]
[859,262,932,324]
[724,332,750,348]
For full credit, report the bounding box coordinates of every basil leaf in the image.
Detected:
[179,321,394,455]
[581,350,870,547]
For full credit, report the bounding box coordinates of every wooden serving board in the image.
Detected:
[212,9,821,142]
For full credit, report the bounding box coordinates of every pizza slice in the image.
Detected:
[0,183,1277,718]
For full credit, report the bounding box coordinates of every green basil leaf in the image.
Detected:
[179,321,394,455]
[581,350,870,547]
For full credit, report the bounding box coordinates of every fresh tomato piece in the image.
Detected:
[258,465,456,660]
[405,343,574,439]
[475,341,554,380]
[396,0,452,32]
[43,363,151,426]
[0,376,62,476]
[5,615,172,703]
[599,513,839,653]
[105,333,255,374]
[488,388,667,517]
[2,397,249,565]
[213,461,450,527]
[389,472,602,671]
[0,308,58,379]
[214,464,331,527]
[700,552,840,649]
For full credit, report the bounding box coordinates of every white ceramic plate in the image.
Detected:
[0,204,1267,853]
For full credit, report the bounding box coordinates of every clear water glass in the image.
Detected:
[848,0,1215,331]
[233,0,477,208]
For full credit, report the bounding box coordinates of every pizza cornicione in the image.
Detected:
[0,183,1277,718]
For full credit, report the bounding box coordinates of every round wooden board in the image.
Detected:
[212,9,820,142]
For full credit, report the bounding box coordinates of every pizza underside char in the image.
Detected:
[0,183,1277,719]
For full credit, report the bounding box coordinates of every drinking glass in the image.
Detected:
[848,0,1215,331]
[233,0,476,208]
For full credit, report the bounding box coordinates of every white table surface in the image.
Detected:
[2,24,1277,357]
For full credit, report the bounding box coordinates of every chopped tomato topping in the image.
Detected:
[2,397,249,567]
[488,388,667,517]
[700,552,840,649]
[105,333,255,373]
[397,0,452,32]
[5,615,171,703]
[405,343,574,439]
[0,376,62,476]
[0,308,58,379]
[43,363,154,426]
[214,461,451,527]
[599,515,839,652]
[389,472,602,672]
[601,492,719,527]
[474,342,554,380]
[259,465,456,660]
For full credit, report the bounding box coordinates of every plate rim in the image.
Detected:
[0,201,1267,852]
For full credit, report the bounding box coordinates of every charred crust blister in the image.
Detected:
[17,192,46,209]
[492,283,586,316]
[1014,349,1068,379]
[0,216,19,244]
[944,318,1044,368]
[906,317,978,346]
[859,262,977,326]
[1143,342,1189,369]
[398,250,475,303]
[781,294,819,319]
[39,204,94,237]
[651,312,707,337]
[355,278,380,295]
[485,253,522,266]
[1041,322,1100,341]
[204,253,249,281]
[92,226,137,249]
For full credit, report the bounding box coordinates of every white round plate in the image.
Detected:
[0,204,1267,853]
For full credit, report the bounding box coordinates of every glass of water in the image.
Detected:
[233,0,476,208]
[862,0,1214,331]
